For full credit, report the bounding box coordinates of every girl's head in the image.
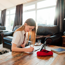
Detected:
[24,18,36,32]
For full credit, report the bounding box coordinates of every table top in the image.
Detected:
[0,45,65,65]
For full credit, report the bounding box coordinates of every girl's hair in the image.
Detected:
[25,18,36,31]
[25,18,36,44]
[25,18,36,26]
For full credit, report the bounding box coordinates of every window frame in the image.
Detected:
[23,0,57,25]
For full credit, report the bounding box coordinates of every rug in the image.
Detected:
[0,44,10,55]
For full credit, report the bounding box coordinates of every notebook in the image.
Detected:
[51,48,65,54]
[24,45,42,54]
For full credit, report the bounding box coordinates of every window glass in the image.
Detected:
[23,4,35,11]
[37,0,56,8]
[5,7,16,31]
[37,7,55,25]
[23,11,35,24]
[23,0,57,25]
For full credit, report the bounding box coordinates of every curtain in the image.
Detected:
[54,0,64,32]
[1,9,6,26]
[63,0,65,31]
[13,4,23,30]
[0,11,1,24]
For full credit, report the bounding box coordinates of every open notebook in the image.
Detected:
[24,45,42,54]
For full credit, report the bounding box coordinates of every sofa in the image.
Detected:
[1,25,63,50]
[0,23,1,26]
[0,26,6,44]
[36,25,59,42]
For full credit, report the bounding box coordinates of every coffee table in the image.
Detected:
[0,45,65,65]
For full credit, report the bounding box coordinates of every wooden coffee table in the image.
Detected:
[0,45,65,65]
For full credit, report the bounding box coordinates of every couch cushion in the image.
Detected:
[0,26,6,30]
[37,25,59,35]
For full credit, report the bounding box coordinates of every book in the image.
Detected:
[51,48,65,54]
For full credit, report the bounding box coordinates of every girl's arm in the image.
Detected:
[11,43,34,52]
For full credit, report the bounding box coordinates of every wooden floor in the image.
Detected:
[0,45,65,65]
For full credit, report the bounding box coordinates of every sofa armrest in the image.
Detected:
[1,31,14,37]
[45,35,62,46]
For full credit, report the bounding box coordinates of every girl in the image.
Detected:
[11,18,36,52]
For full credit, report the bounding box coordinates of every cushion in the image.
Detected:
[37,25,59,35]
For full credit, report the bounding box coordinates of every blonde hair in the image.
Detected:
[14,18,36,45]
[25,18,36,45]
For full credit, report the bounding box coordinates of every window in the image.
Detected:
[23,3,35,24]
[37,7,55,25]
[23,4,35,11]
[5,7,16,31]
[23,11,35,24]
[23,0,57,25]
[37,0,56,9]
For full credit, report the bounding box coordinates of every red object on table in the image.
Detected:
[37,49,53,56]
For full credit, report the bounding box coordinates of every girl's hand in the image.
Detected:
[25,46,34,52]
[21,44,25,48]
